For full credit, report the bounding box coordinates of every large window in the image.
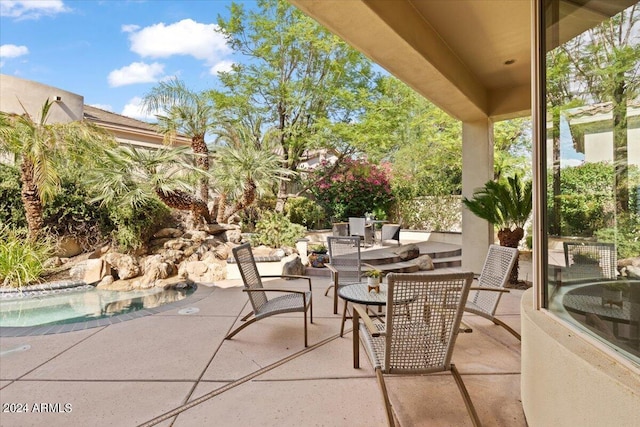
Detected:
[543,0,639,365]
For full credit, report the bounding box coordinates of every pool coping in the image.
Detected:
[0,283,215,338]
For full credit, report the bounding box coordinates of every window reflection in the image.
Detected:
[544,1,640,364]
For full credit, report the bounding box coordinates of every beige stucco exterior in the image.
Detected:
[288,1,640,425]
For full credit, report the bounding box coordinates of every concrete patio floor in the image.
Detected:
[0,268,528,427]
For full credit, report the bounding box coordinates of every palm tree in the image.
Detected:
[212,121,288,223]
[463,174,532,284]
[142,78,216,205]
[87,145,211,223]
[0,100,114,240]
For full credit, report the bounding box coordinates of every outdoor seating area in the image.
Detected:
[0,245,530,426]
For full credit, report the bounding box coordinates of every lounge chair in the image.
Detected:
[226,243,313,347]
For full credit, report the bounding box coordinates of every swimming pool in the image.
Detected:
[0,282,199,335]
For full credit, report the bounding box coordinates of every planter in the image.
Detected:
[308,253,329,268]
[367,276,380,293]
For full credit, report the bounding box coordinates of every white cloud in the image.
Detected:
[107,61,165,87]
[88,103,113,112]
[121,96,157,122]
[0,44,29,58]
[127,19,230,65]
[209,60,234,75]
[121,24,140,33]
[0,0,69,19]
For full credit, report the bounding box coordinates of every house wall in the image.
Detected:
[0,74,84,123]
[584,130,640,166]
[521,289,640,427]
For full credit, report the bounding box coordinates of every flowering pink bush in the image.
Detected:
[308,158,393,220]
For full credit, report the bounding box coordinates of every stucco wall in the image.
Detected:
[0,74,83,123]
[521,288,640,427]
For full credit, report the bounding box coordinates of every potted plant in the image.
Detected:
[601,282,629,308]
[309,244,327,254]
[308,244,329,267]
[365,269,383,292]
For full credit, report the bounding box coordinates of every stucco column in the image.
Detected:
[462,119,494,273]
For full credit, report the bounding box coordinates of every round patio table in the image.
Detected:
[338,282,388,337]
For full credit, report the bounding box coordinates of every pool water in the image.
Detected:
[0,286,195,327]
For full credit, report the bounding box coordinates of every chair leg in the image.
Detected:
[225,317,260,340]
[341,300,349,337]
[353,308,360,368]
[304,308,308,347]
[375,368,395,427]
[451,364,482,427]
[240,311,254,322]
[324,284,333,297]
[492,317,521,340]
[333,285,339,314]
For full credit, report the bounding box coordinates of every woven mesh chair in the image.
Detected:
[380,224,401,246]
[563,241,617,282]
[349,217,373,246]
[353,272,478,427]
[464,244,520,340]
[226,243,313,347]
[325,236,372,314]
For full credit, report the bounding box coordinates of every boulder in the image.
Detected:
[96,275,114,288]
[102,253,141,280]
[43,256,62,269]
[183,230,208,243]
[83,259,114,284]
[282,254,305,276]
[153,228,183,238]
[163,238,191,251]
[224,229,242,244]
[178,259,227,283]
[412,254,435,271]
[393,244,420,261]
[55,236,83,258]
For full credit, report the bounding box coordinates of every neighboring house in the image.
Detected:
[0,74,190,154]
[566,101,640,166]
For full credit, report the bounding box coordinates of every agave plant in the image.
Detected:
[463,174,532,284]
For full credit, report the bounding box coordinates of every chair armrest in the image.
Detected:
[470,286,510,293]
[244,288,309,296]
[353,304,383,337]
[261,275,312,291]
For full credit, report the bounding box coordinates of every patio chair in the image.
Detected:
[464,244,520,340]
[349,217,374,246]
[325,236,373,314]
[352,272,478,427]
[380,224,401,246]
[226,243,313,347]
[563,241,617,282]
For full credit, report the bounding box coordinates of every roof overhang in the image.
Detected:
[289,0,635,122]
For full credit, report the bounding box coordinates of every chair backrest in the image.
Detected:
[563,242,617,279]
[381,224,401,242]
[468,245,519,317]
[384,272,473,374]
[232,243,267,314]
[348,217,366,238]
[327,236,363,284]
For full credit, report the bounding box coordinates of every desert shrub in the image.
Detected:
[0,226,53,288]
[0,164,26,228]
[43,177,110,250]
[307,158,393,221]
[284,196,325,229]
[251,211,306,248]
[106,198,171,252]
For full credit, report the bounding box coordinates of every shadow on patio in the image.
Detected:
[0,272,527,426]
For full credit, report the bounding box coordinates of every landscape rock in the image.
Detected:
[178,259,226,283]
[102,253,141,280]
[43,256,62,269]
[224,229,242,244]
[55,236,83,258]
[183,230,208,243]
[153,228,183,238]
[83,259,114,284]
[96,275,114,288]
[393,244,420,261]
[412,254,435,271]
[282,254,305,276]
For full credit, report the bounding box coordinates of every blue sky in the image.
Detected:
[0,0,253,121]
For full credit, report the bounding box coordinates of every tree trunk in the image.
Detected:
[191,134,209,205]
[20,159,45,241]
[275,179,288,213]
[497,227,524,285]
[612,79,629,214]
[216,193,228,224]
[155,189,210,223]
[221,179,257,223]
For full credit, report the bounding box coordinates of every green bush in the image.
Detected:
[107,199,171,252]
[595,213,640,259]
[251,211,306,248]
[0,226,53,288]
[284,197,325,229]
[0,164,26,228]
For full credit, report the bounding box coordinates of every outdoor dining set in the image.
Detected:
[226,234,520,427]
